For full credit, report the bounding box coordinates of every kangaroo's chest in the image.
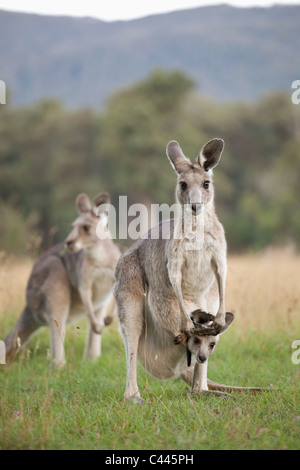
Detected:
[181,245,214,294]
[80,262,114,304]
[92,271,114,304]
[169,232,216,302]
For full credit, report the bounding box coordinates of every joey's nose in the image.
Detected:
[198,354,207,363]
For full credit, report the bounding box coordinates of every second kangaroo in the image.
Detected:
[5,192,121,366]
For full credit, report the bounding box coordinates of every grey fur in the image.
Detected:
[5,192,121,367]
[114,138,231,401]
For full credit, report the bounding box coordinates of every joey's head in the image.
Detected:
[184,311,234,366]
[166,139,224,216]
[187,333,219,365]
[65,192,110,253]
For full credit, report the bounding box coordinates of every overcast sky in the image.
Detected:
[0,0,299,21]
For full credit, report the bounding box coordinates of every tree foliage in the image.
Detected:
[0,70,299,253]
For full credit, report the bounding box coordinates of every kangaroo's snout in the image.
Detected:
[65,238,76,252]
[197,354,208,364]
[191,203,202,215]
[65,236,81,252]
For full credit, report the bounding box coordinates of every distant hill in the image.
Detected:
[0,4,299,108]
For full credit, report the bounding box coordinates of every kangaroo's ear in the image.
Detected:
[219,312,234,335]
[76,193,92,214]
[93,192,111,208]
[166,141,191,174]
[93,192,111,220]
[197,138,224,171]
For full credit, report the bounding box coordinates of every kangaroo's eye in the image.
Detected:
[210,342,216,349]
[203,181,210,189]
[193,337,200,345]
[179,181,187,190]
[83,225,91,232]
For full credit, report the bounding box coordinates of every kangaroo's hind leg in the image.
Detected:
[180,367,233,397]
[42,264,71,368]
[114,254,145,403]
[117,294,144,403]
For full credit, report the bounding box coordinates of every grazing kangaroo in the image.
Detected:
[5,192,121,367]
[114,139,263,402]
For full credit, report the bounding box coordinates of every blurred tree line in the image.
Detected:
[0,69,300,254]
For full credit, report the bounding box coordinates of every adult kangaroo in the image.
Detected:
[114,139,262,403]
[5,192,121,366]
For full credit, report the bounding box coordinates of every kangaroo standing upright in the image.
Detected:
[115,138,258,403]
[5,192,121,366]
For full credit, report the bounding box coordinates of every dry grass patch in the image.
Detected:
[226,247,300,334]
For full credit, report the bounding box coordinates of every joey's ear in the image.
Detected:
[191,310,215,325]
[219,312,234,335]
[197,138,224,171]
[76,193,92,214]
[166,140,191,174]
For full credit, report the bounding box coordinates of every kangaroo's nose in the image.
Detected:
[198,354,207,363]
[66,240,73,248]
[191,203,202,215]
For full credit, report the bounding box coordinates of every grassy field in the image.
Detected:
[0,249,299,450]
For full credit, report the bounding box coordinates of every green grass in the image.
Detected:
[0,319,299,450]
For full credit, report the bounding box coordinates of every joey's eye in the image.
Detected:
[210,342,216,349]
[179,181,187,190]
[203,181,210,189]
[193,337,200,345]
[83,225,91,232]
